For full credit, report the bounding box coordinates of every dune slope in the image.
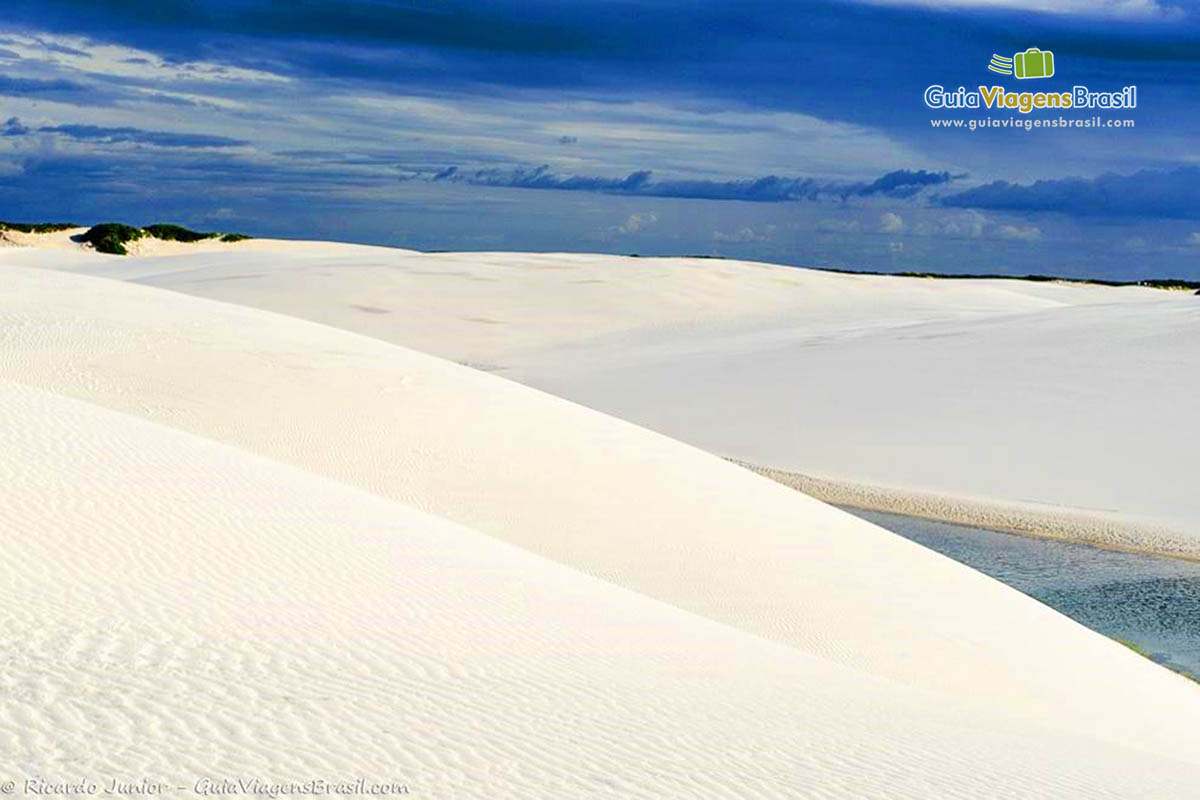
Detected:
[520,296,1200,546]
[2,257,1200,776]
[39,244,1193,552]
[7,378,1200,797]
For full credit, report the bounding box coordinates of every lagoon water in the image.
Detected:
[849,508,1200,682]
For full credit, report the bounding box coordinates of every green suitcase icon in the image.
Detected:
[1014,47,1054,79]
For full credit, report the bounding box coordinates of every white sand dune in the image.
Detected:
[17,242,1161,363]
[40,243,1193,555]
[0,226,391,257]
[4,248,1200,793]
[520,296,1200,549]
[5,379,1200,798]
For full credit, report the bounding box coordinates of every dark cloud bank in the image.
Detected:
[433,165,955,202]
[941,167,1200,219]
[3,118,248,148]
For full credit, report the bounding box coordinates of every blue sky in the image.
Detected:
[1,0,1198,279]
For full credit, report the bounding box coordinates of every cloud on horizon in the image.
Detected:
[855,0,1175,19]
[940,166,1200,219]
[35,123,249,148]
[2,117,30,136]
[0,75,90,96]
[434,165,955,203]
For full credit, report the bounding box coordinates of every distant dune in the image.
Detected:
[23,235,1195,556]
[4,237,1200,795]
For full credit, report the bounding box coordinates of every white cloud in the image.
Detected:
[350,95,926,185]
[879,212,905,234]
[816,218,861,234]
[853,0,1175,19]
[614,213,657,235]
[0,28,938,204]
[1186,232,1200,247]
[913,211,987,238]
[936,210,986,238]
[713,224,777,243]
[996,224,1042,242]
[0,32,290,84]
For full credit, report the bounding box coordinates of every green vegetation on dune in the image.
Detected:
[144,224,220,243]
[78,223,146,255]
[641,255,1200,293]
[814,266,1200,292]
[0,220,79,234]
[75,222,253,255]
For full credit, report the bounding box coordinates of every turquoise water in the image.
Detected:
[846,508,1200,682]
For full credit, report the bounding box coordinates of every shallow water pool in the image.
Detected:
[845,507,1200,682]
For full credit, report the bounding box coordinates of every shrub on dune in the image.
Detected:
[0,221,79,233]
[144,224,220,243]
[76,222,253,254]
[77,223,146,255]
